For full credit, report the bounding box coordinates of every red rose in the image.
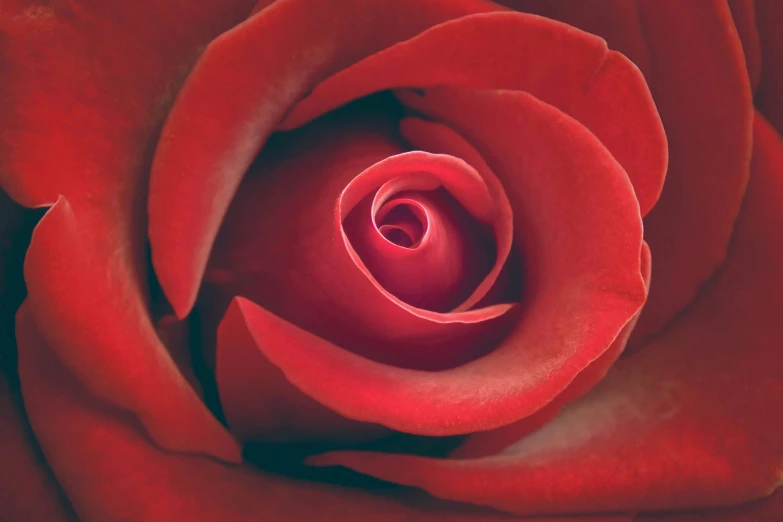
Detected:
[1,1,782,521]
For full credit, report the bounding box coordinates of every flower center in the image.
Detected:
[376,201,427,248]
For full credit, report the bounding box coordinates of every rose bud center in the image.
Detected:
[344,185,495,313]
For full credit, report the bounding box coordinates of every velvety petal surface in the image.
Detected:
[629,0,753,345]
[728,0,762,91]
[216,295,389,443]
[0,381,76,522]
[17,301,632,522]
[280,11,666,217]
[308,113,783,516]
[148,0,501,319]
[755,0,783,135]
[636,487,783,521]
[492,0,653,77]
[500,1,753,347]
[212,87,645,437]
[453,242,651,459]
[0,0,269,461]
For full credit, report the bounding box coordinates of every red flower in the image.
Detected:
[1,1,781,520]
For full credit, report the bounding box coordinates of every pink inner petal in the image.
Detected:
[339,152,510,313]
[377,202,426,248]
[345,186,494,312]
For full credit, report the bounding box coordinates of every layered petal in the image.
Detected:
[453,242,652,459]
[340,151,509,313]
[728,0,762,90]
[148,0,502,318]
[637,487,783,521]
[0,382,76,522]
[498,1,753,347]
[17,301,626,522]
[280,11,666,217]
[24,198,240,462]
[491,1,653,78]
[212,88,645,437]
[0,0,264,461]
[396,118,515,311]
[216,297,389,443]
[630,0,753,345]
[755,0,783,135]
[308,113,783,516]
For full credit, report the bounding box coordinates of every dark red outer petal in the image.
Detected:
[0,381,76,522]
[24,199,241,463]
[0,0,258,208]
[609,1,753,347]
[755,0,783,135]
[280,11,666,218]
[491,1,653,79]
[0,0,266,462]
[214,87,645,437]
[16,301,627,522]
[307,113,783,516]
[148,0,502,319]
[728,0,763,91]
[635,487,783,521]
[498,1,754,352]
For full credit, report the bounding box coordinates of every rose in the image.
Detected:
[1,1,782,521]
[2,1,782,520]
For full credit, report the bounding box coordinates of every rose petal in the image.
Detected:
[16,302,622,522]
[216,296,389,443]
[0,0,257,209]
[491,1,653,79]
[452,242,652,459]
[24,199,241,462]
[505,1,753,349]
[0,0,265,461]
[755,0,783,135]
[636,487,783,521]
[628,1,754,346]
[728,0,762,91]
[280,11,666,218]
[307,113,783,515]
[213,88,645,437]
[0,380,76,522]
[148,0,501,319]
